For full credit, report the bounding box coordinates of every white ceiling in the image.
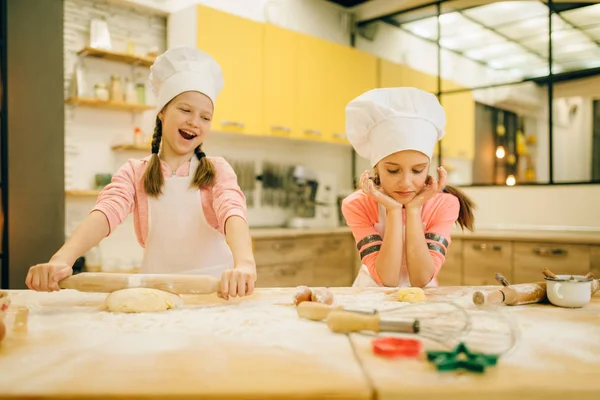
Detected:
[386,1,600,78]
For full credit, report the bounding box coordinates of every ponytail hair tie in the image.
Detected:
[196,151,206,160]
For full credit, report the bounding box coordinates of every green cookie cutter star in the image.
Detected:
[426,342,499,373]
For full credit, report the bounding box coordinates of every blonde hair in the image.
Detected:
[142,116,216,197]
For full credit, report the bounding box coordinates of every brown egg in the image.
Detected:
[310,287,334,305]
[293,286,312,306]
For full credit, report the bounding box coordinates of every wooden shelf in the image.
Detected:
[66,97,155,112]
[66,190,101,197]
[111,143,151,151]
[77,46,156,67]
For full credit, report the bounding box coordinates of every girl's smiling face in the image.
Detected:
[374,150,430,204]
[158,91,214,156]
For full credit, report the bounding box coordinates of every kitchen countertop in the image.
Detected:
[250,226,352,239]
[250,225,600,244]
[450,229,600,245]
[1,286,599,399]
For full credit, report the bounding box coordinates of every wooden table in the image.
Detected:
[1,286,599,399]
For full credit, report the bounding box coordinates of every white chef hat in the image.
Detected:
[346,87,446,166]
[149,46,224,113]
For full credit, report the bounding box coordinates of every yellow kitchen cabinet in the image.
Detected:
[440,88,475,160]
[379,59,437,93]
[263,24,297,138]
[326,45,378,144]
[196,5,263,135]
[294,32,329,142]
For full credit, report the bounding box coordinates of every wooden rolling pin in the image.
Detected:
[472,279,600,306]
[326,310,418,334]
[59,272,220,295]
[296,302,377,321]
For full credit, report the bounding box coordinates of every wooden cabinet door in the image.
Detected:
[196,5,264,134]
[513,242,590,283]
[255,262,314,288]
[312,235,355,287]
[436,238,463,286]
[591,245,600,277]
[463,240,513,286]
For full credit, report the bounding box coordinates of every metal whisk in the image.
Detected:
[297,301,517,356]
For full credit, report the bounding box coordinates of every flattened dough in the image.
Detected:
[397,287,426,303]
[105,288,182,313]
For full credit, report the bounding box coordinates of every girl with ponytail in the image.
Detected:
[26,47,256,300]
[342,87,475,289]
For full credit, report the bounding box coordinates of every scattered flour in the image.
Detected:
[3,287,600,376]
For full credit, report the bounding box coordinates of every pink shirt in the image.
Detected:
[92,155,247,248]
[341,191,460,286]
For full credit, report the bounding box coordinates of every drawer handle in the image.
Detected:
[533,247,568,256]
[304,129,322,136]
[272,242,295,251]
[277,268,297,277]
[472,244,502,251]
[222,120,245,128]
[271,125,291,133]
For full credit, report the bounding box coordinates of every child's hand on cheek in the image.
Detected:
[359,170,402,211]
[406,174,439,210]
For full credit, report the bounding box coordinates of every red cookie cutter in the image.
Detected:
[372,337,423,358]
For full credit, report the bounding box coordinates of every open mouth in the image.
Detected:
[179,129,197,140]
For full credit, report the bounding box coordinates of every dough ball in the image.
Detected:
[293,286,312,306]
[310,287,334,305]
[397,287,426,303]
[105,288,182,313]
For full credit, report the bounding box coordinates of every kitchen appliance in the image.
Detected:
[286,166,338,229]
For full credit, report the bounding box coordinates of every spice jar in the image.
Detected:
[109,75,123,102]
[94,83,109,101]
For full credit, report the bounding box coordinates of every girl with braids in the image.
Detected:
[341,87,475,288]
[26,46,256,300]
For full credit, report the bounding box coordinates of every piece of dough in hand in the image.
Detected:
[397,287,426,303]
[105,288,182,313]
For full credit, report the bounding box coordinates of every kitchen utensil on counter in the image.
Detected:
[324,302,516,355]
[542,268,558,279]
[473,281,548,306]
[372,337,423,358]
[473,274,600,306]
[59,272,221,295]
[545,274,594,308]
[297,301,375,321]
[426,342,499,373]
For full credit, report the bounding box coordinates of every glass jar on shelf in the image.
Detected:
[94,83,109,101]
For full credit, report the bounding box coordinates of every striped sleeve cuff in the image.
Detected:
[425,233,449,256]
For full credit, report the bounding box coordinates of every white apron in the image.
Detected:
[352,204,435,288]
[140,156,234,277]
